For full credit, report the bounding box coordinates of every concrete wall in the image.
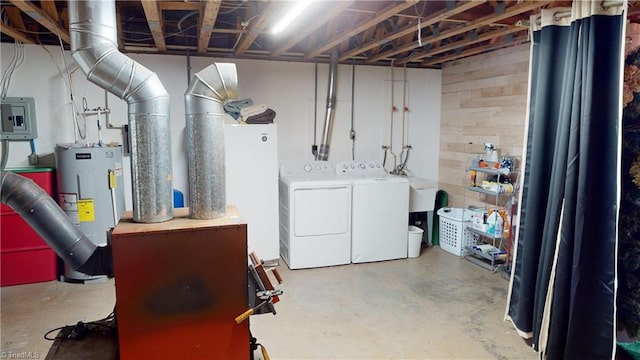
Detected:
[1,43,441,211]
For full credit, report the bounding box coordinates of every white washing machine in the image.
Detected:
[336,160,410,263]
[279,161,352,269]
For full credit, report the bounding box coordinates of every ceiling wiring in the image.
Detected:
[1,40,24,98]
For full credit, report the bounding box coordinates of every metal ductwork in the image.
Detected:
[184,63,238,219]
[317,53,339,161]
[69,0,173,223]
[1,172,112,276]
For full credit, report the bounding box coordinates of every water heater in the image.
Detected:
[55,144,126,282]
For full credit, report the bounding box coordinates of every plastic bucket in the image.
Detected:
[408,225,424,258]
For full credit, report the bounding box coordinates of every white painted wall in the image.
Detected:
[1,43,441,210]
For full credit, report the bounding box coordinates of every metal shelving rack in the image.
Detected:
[463,156,519,273]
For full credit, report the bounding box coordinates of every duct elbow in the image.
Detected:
[1,172,112,276]
[69,0,173,223]
[184,63,238,219]
[77,246,113,277]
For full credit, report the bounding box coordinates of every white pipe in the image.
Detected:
[387,60,398,169]
[401,61,408,149]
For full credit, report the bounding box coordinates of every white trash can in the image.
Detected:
[408,225,424,258]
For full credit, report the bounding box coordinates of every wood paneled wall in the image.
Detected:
[438,44,530,208]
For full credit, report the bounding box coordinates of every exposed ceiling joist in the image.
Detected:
[367,0,552,63]
[339,0,485,61]
[0,25,33,44]
[408,25,526,64]
[0,7,34,44]
[8,0,70,44]
[272,0,354,57]
[303,0,420,60]
[235,4,278,56]
[140,0,167,52]
[159,1,202,11]
[2,0,619,68]
[4,6,28,32]
[198,0,221,54]
[424,32,529,66]
[40,0,59,23]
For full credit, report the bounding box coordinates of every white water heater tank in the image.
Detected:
[55,144,125,282]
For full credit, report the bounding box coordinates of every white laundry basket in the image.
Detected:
[436,208,476,257]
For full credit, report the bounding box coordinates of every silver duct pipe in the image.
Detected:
[184,63,238,219]
[69,0,173,223]
[317,53,339,161]
[1,172,112,276]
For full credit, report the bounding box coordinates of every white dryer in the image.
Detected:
[279,161,352,269]
[336,160,410,263]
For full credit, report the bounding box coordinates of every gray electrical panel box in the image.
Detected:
[1,97,37,140]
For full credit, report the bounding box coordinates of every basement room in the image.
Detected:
[1,0,639,359]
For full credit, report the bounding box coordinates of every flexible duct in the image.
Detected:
[69,0,173,223]
[1,172,112,276]
[184,63,238,219]
[317,53,338,161]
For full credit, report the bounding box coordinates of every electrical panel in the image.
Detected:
[1,97,37,140]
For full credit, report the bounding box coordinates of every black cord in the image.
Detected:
[43,326,67,341]
[43,305,117,341]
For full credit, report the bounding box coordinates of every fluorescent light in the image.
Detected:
[272,0,312,34]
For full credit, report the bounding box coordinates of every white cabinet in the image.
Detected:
[225,124,279,262]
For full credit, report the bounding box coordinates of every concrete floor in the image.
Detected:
[1,246,536,359]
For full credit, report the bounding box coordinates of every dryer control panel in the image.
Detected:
[279,161,334,177]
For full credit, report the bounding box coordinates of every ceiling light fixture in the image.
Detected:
[272,0,313,34]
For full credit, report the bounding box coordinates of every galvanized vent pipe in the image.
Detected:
[317,53,339,161]
[1,172,112,276]
[69,0,173,223]
[184,63,238,219]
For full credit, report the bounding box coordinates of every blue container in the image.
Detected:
[173,189,185,208]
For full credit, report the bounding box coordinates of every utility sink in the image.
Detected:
[407,177,437,213]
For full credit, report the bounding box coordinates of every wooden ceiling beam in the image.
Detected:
[271,0,354,57]
[61,7,69,34]
[141,0,167,52]
[407,25,526,63]
[198,0,221,54]
[235,3,279,56]
[8,0,70,43]
[4,6,27,31]
[1,25,34,44]
[423,33,529,66]
[339,0,484,62]
[304,0,419,60]
[159,1,202,11]
[367,0,551,64]
[1,7,35,44]
[40,0,59,23]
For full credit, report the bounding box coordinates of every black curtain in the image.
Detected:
[507,4,625,359]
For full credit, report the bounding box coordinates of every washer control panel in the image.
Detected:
[335,160,386,176]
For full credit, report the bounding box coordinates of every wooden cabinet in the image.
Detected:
[111,206,250,359]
